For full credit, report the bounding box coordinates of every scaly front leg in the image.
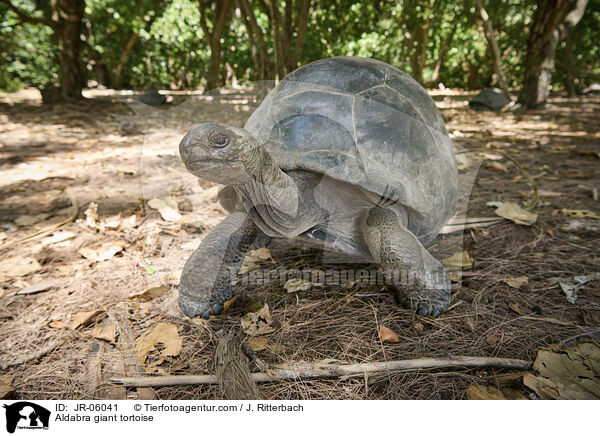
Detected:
[179,212,270,318]
[360,206,451,317]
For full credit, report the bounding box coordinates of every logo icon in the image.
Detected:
[3,402,50,434]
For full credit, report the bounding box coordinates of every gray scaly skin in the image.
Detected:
[179,212,270,318]
[360,206,451,317]
[178,123,451,319]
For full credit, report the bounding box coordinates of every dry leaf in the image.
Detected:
[247,336,269,351]
[128,285,170,301]
[49,320,69,329]
[485,161,510,173]
[222,295,237,313]
[442,251,473,269]
[562,219,600,232]
[135,322,182,370]
[70,309,105,330]
[0,256,41,277]
[561,209,600,219]
[42,231,76,245]
[455,153,473,171]
[90,324,117,342]
[239,257,260,275]
[85,202,100,229]
[502,276,528,289]
[120,215,137,229]
[494,202,537,225]
[249,247,274,261]
[239,248,275,275]
[378,325,400,343]
[103,214,121,230]
[478,152,504,161]
[16,279,60,295]
[508,302,530,316]
[85,202,137,230]
[147,196,182,222]
[559,282,578,304]
[556,274,599,304]
[79,240,126,262]
[284,278,312,293]
[0,379,15,400]
[466,384,527,400]
[523,342,600,400]
[241,304,276,336]
[449,273,461,282]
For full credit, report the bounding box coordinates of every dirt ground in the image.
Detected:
[0,87,598,400]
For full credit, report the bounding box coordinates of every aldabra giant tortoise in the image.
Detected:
[178,56,459,319]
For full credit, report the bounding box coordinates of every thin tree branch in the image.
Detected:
[288,0,311,69]
[0,0,55,26]
[111,356,532,387]
[212,0,233,45]
[198,0,212,40]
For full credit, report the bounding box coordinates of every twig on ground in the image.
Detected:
[110,356,532,387]
[558,329,600,345]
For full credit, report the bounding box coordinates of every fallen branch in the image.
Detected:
[111,356,532,387]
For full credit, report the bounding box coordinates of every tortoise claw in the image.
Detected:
[179,295,225,319]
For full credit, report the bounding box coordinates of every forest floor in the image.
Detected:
[0,87,598,400]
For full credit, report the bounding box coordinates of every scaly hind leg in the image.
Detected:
[360,206,451,317]
[179,212,270,319]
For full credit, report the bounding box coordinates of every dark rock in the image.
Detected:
[138,90,166,106]
[469,88,511,111]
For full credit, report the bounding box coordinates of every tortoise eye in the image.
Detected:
[209,134,230,148]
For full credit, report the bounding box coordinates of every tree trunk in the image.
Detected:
[269,0,287,79]
[563,30,577,96]
[430,20,457,86]
[410,21,428,85]
[265,0,311,79]
[474,0,509,93]
[0,1,87,100]
[287,0,311,71]
[52,0,85,99]
[113,33,139,89]
[238,0,272,80]
[199,0,233,91]
[518,0,588,109]
[206,40,222,90]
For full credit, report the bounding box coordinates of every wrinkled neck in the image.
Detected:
[235,145,301,234]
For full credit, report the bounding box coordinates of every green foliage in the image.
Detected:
[0,0,598,92]
[555,0,600,89]
[0,1,57,90]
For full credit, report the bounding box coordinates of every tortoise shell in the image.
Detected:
[244,56,458,237]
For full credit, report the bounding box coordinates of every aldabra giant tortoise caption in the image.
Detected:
[178,56,459,319]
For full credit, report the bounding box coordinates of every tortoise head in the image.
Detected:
[179,123,262,185]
